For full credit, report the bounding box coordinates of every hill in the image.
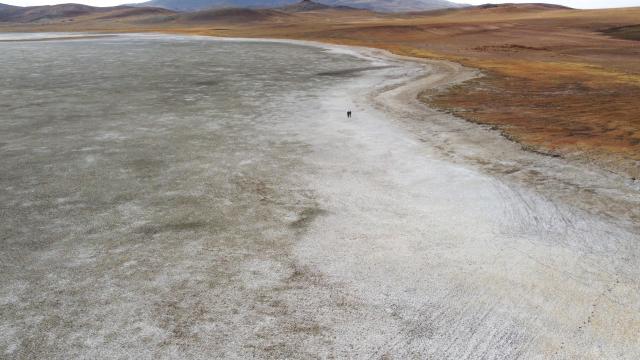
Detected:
[471,2,571,12]
[280,0,333,12]
[0,3,174,23]
[320,0,466,12]
[0,4,101,22]
[476,3,570,9]
[136,0,466,12]
[0,1,357,24]
[177,8,286,23]
[0,3,17,10]
[136,0,297,11]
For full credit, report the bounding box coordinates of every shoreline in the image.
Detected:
[191,33,640,231]
[286,36,640,230]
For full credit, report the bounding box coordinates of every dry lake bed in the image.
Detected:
[1,34,639,359]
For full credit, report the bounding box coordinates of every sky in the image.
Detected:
[2,0,639,9]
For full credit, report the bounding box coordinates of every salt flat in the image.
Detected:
[0,34,638,359]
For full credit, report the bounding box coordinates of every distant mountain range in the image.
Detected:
[0,0,472,24]
[280,0,344,12]
[0,3,175,23]
[0,1,580,25]
[315,0,466,12]
[0,3,105,22]
[133,0,291,12]
[134,0,467,12]
[0,1,468,22]
[0,1,350,23]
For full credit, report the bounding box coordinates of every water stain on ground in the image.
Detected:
[289,207,327,230]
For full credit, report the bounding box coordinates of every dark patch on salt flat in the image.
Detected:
[316,65,394,77]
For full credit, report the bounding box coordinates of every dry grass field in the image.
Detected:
[2,3,639,177]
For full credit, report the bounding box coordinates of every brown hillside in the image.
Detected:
[95,7,177,20]
[178,8,288,23]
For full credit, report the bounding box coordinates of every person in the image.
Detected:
[347,110,352,118]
